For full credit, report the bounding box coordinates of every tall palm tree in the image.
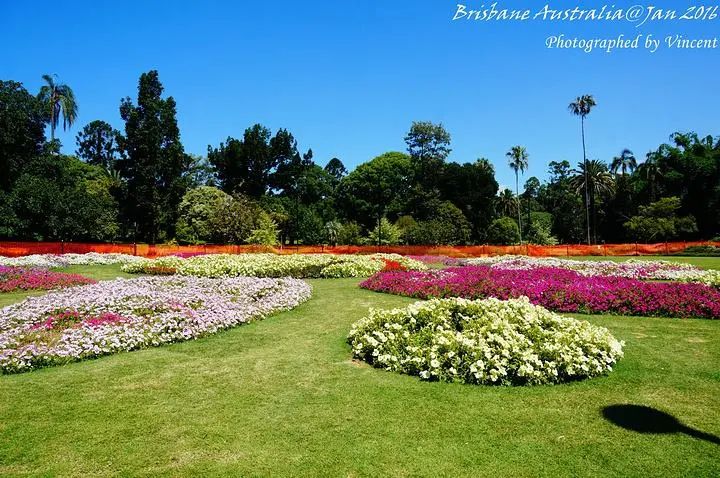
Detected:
[37,74,78,141]
[506,146,529,243]
[496,188,518,218]
[610,149,637,175]
[568,94,597,245]
[570,160,615,244]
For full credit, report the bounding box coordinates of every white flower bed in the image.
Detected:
[122,253,427,278]
[462,255,720,287]
[0,276,312,374]
[348,297,624,386]
[0,253,144,268]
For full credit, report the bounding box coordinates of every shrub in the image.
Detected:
[337,222,363,245]
[526,212,559,245]
[365,218,402,245]
[404,201,472,245]
[348,297,624,385]
[486,217,520,245]
[624,197,698,242]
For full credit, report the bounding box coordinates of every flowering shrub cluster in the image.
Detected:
[462,255,720,287]
[0,276,312,373]
[0,266,96,292]
[360,266,720,319]
[122,253,427,278]
[0,253,144,269]
[348,297,624,385]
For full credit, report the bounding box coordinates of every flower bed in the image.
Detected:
[0,253,144,269]
[462,255,720,287]
[0,276,312,373]
[122,253,427,278]
[0,266,96,292]
[348,297,624,385]
[360,266,720,319]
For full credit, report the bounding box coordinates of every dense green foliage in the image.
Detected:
[1,75,719,245]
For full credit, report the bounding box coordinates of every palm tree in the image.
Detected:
[496,188,518,218]
[610,149,637,175]
[506,146,529,243]
[568,94,597,245]
[638,152,663,202]
[37,74,78,141]
[570,160,615,244]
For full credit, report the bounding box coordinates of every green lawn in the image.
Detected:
[0,262,719,477]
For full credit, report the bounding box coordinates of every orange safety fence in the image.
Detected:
[0,241,719,258]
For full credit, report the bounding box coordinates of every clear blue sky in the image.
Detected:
[2,0,718,188]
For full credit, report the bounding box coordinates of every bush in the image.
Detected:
[486,217,520,245]
[526,212,558,245]
[624,197,698,242]
[365,218,402,245]
[337,222,363,245]
[348,297,624,385]
[403,201,472,245]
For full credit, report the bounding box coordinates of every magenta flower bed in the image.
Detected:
[360,266,720,319]
[0,266,96,293]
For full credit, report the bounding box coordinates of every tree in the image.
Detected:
[624,197,698,242]
[610,149,637,175]
[403,200,472,245]
[337,221,363,245]
[405,121,451,189]
[0,81,47,191]
[506,145,529,243]
[75,120,122,170]
[325,220,342,245]
[496,189,517,218]
[438,159,498,241]
[568,94,597,245]
[119,70,190,243]
[246,213,279,245]
[37,74,78,141]
[538,160,586,244]
[637,152,663,202]
[324,158,347,182]
[486,217,520,245]
[570,160,615,244]
[175,186,231,244]
[6,154,119,241]
[365,218,402,245]
[526,212,558,245]
[336,152,412,236]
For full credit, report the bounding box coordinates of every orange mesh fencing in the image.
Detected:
[0,241,718,258]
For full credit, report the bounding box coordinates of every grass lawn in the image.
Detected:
[0,261,719,477]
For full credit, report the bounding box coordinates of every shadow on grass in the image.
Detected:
[602,404,720,445]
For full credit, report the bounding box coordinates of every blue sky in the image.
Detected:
[2,0,718,189]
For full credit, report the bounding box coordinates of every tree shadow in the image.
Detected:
[602,404,720,445]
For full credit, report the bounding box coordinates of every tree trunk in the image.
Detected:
[581,116,591,245]
[516,172,523,243]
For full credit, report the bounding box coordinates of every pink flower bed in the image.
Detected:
[360,265,720,319]
[0,266,95,293]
